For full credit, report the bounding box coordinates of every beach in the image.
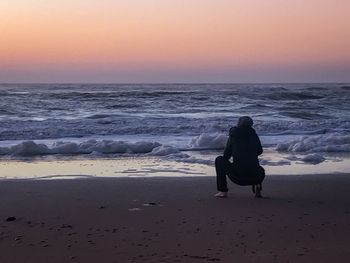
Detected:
[1,84,350,262]
[1,0,350,261]
[1,83,350,262]
[1,173,350,262]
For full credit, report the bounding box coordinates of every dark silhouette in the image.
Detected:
[214,116,265,198]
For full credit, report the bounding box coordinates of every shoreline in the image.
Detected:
[1,174,350,262]
[1,153,350,180]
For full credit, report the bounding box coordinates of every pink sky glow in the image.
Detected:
[1,0,349,82]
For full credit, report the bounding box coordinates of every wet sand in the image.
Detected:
[1,174,350,262]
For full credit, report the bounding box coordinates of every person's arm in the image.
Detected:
[255,133,263,156]
[223,136,232,160]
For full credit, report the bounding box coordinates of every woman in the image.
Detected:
[214,116,265,198]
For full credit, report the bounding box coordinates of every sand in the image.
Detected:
[1,174,350,262]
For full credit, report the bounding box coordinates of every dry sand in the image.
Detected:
[1,174,350,262]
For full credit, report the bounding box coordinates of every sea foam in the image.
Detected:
[0,140,161,157]
[189,133,227,149]
[276,134,350,153]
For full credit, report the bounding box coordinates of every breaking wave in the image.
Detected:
[276,134,350,153]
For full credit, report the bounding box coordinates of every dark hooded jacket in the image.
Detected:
[223,126,264,179]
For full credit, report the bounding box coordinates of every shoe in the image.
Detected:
[214,192,228,198]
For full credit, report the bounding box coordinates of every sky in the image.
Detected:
[0,0,349,83]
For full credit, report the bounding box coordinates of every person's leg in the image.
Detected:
[253,166,265,198]
[215,156,232,192]
[255,183,263,198]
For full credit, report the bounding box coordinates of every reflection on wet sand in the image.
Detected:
[1,150,350,180]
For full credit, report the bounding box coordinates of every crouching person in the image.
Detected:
[214,116,265,198]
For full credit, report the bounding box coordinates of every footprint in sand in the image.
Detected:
[128,208,142,211]
[143,202,163,207]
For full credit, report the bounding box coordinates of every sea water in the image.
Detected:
[0,83,350,177]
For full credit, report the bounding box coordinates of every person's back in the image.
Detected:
[224,125,263,172]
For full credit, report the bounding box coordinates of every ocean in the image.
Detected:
[1,83,350,174]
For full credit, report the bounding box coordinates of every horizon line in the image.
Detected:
[1,81,349,85]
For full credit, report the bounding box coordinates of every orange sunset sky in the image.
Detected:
[1,0,349,83]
